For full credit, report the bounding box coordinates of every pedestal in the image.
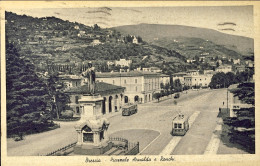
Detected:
[74,94,110,155]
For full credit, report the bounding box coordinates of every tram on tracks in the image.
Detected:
[172,114,189,136]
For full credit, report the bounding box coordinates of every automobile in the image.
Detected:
[122,103,137,116]
[174,93,180,99]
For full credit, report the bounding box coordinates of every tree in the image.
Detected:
[47,72,70,119]
[222,82,255,153]
[173,79,182,92]
[153,93,162,102]
[6,42,53,137]
[209,72,228,89]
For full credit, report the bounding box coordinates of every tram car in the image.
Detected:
[122,103,137,116]
[172,114,189,136]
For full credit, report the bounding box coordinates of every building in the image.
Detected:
[187,70,200,76]
[203,70,216,75]
[187,59,196,63]
[216,65,232,73]
[142,67,162,73]
[160,74,170,86]
[183,74,212,88]
[65,82,125,117]
[227,84,254,117]
[92,39,101,46]
[233,59,240,65]
[59,75,83,90]
[114,59,132,67]
[132,36,138,44]
[96,71,161,103]
[172,72,187,85]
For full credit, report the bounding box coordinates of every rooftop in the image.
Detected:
[96,71,161,78]
[65,82,125,94]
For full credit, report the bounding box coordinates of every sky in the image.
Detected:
[8,6,254,38]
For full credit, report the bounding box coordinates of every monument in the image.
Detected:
[74,62,112,155]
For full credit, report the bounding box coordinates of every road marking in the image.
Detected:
[138,132,161,155]
[204,118,223,155]
[159,111,200,155]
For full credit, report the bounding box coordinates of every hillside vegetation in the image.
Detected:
[5,12,188,74]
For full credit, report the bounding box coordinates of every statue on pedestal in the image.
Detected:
[82,61,95,94]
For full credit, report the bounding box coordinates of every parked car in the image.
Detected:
[174,93,180,99]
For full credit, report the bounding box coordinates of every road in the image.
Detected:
[7,89,248,156]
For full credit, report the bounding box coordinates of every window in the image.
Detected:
[205,78,207,80]
[136,86,138,92]
[83,133,93,142]
[195,79,196,81]
[200,79,202,81]
[174,123,178,128]
[76,82,78,87]
[178,124,182,128]
[76,107,80,114]
[75,96,79,104]
[113,80,115,84]
[124,80,127,84]
[135,79,137,83]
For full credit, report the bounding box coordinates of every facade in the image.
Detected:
[96,71,161,103]
[227,84,254,117]
[160,74,170,86]
[142,67,162,73]
[114,59,132,67]
[187,70,200,76]
[183,74,212,88]
[59,75,83,90]
[216,65,232,73]
[172,72,187,85]
[65,82,125,117]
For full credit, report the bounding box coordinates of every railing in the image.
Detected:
[109,137,139,155]
[125,142,139,155]
[109,137,129,150]
[44,142,77,156]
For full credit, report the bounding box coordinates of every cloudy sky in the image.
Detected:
[8,6,253,38]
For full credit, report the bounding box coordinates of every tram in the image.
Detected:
[122,103,137,116]
[172,114,189,136]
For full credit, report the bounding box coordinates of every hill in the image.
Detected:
[5,12,188,74]
[112,24,254,55]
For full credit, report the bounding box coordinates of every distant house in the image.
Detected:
[184,74,213,88]
[92,39,101,46]
[115,59,132,67]
[107,61,115,66]
[235,65,246,73]
[142,67,162,73]
[187,70,199,76]
[132,36,138,44]
[203,70,216,75]
[187,59,196,63]
[216,65,232,73]
[233,59,240,65]
[74,25,80,30]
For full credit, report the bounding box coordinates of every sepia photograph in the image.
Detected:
[1,1,259,166]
